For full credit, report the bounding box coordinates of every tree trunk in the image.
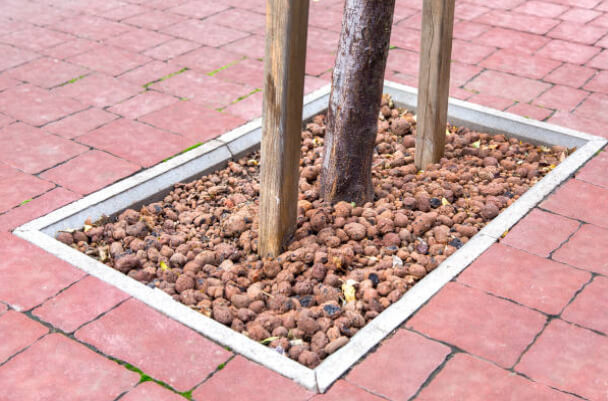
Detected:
[320,0,395,204]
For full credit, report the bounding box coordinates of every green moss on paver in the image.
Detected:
[216,88,261,111]
[119,361,191,399]
[162,142,204,162]
[19,199,32,206]
[142,67,189,88]
[206,57,245,77]
[58,74,88,87]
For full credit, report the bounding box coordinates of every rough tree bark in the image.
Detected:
[320,0,395,204]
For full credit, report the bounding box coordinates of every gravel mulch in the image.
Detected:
[58,96,568,368]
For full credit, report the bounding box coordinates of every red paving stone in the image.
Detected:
[76,299,231,392]
[544,63,597,88]
[468,93,515,110]
[77,119,191,167]
[537,39,602,64]
[541,179,608,227]
[53,73,143,108]
[0,334,139,401]
[475,10,560,35]
[576,150,608,187]
[0,123,87,174]
[534,85,589,111]
[584,70,608,93]
[465,70,551,102]
[312,381,385,401]
[5,57,89,89]
[347,329,450,401]
[574,91,608,123]
[68,46,151,77]
[562,276,608,334]
[51,15,131,41]
[40,150,140,195]
[516,319,608,400]
[211,58,264,88]
[108,91,179,119]
[150,71,254,108]
[0,84,86,126]
[139,101,245,141]
[105,29,173,53]
[0,187,79,232]
[513,0,569,18]
[506,102,554,120]
[162,19,250,47]
[547,110,608,138]
[473,27,550,54]
[144,39,200,61]
[407,282,546,368]
[205,8,266,33]
[44,108,118,139]
[548,21,608,44]
[118,61,181,87]
[552,223,608,274]
[0,165,55,213]
[191,356,314,401]
[33,275,129,333]
[170,46,244,74]
[480,49,560,79]
[0,26,73,52]
[0,233,85,310]
[501,208,580,256]
[223,91,263,120]
[0,311,48,363]
[40,38,103,61]
[417,353,578,401]
[121,382,185,401]
[123,10,187,31]
[458,244,590,314]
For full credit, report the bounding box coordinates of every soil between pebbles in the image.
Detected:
[58,96,568,368]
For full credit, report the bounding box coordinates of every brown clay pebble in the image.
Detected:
[324,336,349,354]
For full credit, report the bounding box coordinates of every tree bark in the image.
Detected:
[320,0,395,204]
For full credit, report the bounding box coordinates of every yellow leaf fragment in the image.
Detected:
[160,261,169,271]
[471,140,481,148]
[441,197,450,206]
[341,279,357,303]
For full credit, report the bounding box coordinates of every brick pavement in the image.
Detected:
[0,0,607,400]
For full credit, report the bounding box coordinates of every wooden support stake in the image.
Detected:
[415,0,455,170]
[258,0,310,258]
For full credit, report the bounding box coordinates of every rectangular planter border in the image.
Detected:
[14,81,607,393]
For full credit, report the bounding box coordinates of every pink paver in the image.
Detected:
[534,85,589,111]
[480,49,561,79]
[506,102,554,120]
[105,29,173,53]
[170,46,245,74]
[473,27,550,54]
[33,276,129,333]
[75,299,231,391]
[562,276,608,334]
[407,282,546,368]
[501,208,580,256]
[513,0,569,18]
[417,353,578,401]
[168,1,230,19]
[468,93,514,110]
[516,319,608,400]
[584,70,608,93]
[6,57,89,89]
[108,91,179,119]
[0,84,86,126]
[544,63,596,88]
[0,166,55,213]
[574,91,608,124]
[77,118,191,167]
[53,73,143,108]
[541,179,608,227]
[0,123,88,174]
[458,243,590,314]
[0,233,85,310]
[347,329,450,401]
[162,19,250,47]
[0,334,139,401]
[144,39,201,61]
[222,34,266,59]
[150,71,255,108]
[205,8,266,33]
[0,187,80,232]
[0,26,73,52]
[465,70,551,102]
[68,46,151,77]
[548,21,608,44]
[191,356,314,401]
[312,380,385,401]
[51,15,132,41]
[223,91,263,120]
[536,39,602,64]
[123,10,187,30]
[44,108,118,139]
[0,311,48,363]
[118,61,182,87]
[121,382,185,401]
[475,10,560,35]
[41,38,103,60]
[213,58,264,87]
[139,101,246,141]
[552,223,608,274]
[41,150,140,195]
[547,110,608,138]
[576,150,608,187]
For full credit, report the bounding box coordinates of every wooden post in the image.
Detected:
[415,0,455,170]
[258,0,310,258]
